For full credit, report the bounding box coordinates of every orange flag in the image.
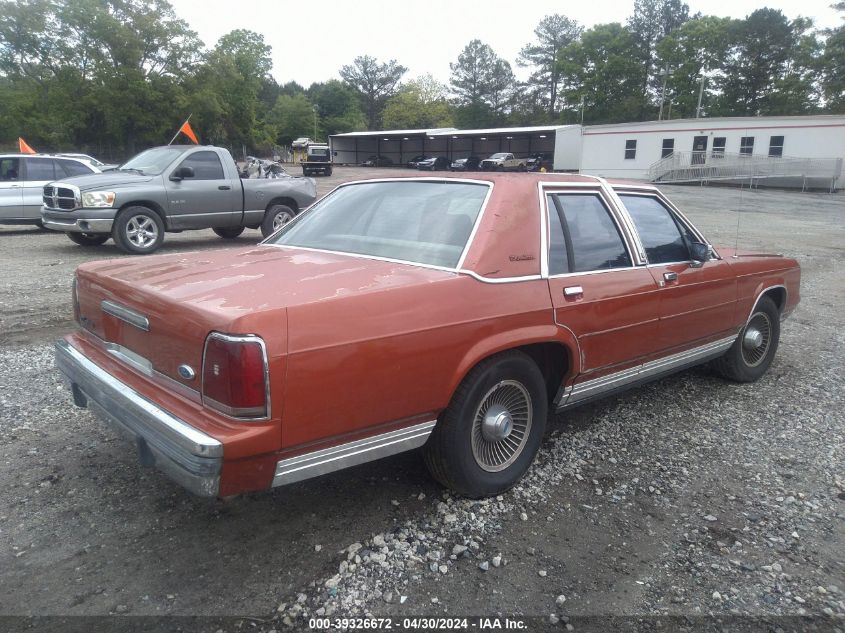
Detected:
[179,121,199,144]
[18,137,36,154]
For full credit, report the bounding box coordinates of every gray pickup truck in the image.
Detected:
[41,145,317,254]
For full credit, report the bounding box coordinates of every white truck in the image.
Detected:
[479,153,528,172]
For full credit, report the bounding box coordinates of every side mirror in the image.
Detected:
[689,242,710,267]
[333,150,338,157]
[169,166,194,181]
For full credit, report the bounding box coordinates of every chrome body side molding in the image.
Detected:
[101,299,150,331]
[555,335,736,410]
[273,420,436,487]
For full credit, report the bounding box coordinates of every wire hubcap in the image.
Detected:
[126,215,158,248]
[471,380,532,473]
[741,312,772,367]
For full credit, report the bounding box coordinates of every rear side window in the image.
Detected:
[177,151,225,180]
[24,157,56,181]
[56,159,94,177]
[547,193,632,273]
[619,195,696,264]
[0,157,20,181]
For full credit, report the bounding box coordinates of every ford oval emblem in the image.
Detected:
[178,364,196,380]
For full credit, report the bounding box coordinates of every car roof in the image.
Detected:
[340,172,658,191]
[0,153,91,162]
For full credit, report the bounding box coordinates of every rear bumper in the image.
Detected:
[55,338,223,497]
[41,208,116,233]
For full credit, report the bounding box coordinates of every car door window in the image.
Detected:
[619,195,696,264]
[24,157,56,181]
[176,151,225,180]
[0,158,20,181]
[548,193,632,273]
[56,159,94,177]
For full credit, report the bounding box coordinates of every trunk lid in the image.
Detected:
[75,245,454,385]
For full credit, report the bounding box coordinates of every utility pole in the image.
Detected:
[658,66,673,121]
[579,95,585,126]
[695,67,707,119]
[312,105,318,142]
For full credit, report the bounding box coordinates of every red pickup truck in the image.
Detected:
[55,174,800,498]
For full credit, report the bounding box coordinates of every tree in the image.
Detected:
[0,0,201,154]
[656,16,737,118]
[202,29,272,148]
[308,79,366,136]
[718,9,817,116]
[559,23,644,124]
[265,93,315,144]
[382,74,453,129]
[449,39,515,127]
[339,55,407,129]
[820,2,845,110]
[517,14,582,118]
[627,0,690,115]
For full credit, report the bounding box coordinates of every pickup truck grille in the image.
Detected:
[43,185,78,211]
[480,160,498,170]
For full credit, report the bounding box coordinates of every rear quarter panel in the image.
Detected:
[280,275,569,451]
[722,251,801,322]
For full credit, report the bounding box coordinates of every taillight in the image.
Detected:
[202,333,269,419]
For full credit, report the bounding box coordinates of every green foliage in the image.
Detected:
[559,23,645,124]
[382,75,453,130]
[517,14,583,117]
[449,40,515,126]
[308,80,366,136]
[265,93,316,145]
[339,56,407,129]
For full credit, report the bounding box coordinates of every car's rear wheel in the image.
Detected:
[213,226,245,239]
[67,232,109,246]
[713,295,780,382]
[261,204,295,238]
[423,350,547,498]
[112,206,165,255]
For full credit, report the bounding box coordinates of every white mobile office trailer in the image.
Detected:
[580,115,845,182]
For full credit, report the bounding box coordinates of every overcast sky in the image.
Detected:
[170,0,842,87]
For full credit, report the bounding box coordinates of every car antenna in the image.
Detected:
[733,132,749,259]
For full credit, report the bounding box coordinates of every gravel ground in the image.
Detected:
[0,168,842,632]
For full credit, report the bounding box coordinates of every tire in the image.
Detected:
[213,226,245,239]
[712,296,780,383]
[423,350,548,498]
[112,206,165,255]
[261,204,295,238]
[67,232,109,246]
[325,166,332,176]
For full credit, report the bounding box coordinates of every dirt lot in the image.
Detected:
[0,167,843,631]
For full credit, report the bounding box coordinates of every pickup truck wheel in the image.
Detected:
[261,204,295,238]
[325,166,332,176]
[212,226,245,239]
[423,350,547,498]
[112,206,164,255]
[66,232,109,246]
[713,296,780,383]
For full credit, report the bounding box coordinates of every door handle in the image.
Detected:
[563,286,583,297]
[218,185,231,190]
[663,272,678,282]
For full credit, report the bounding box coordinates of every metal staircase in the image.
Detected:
[648,151,842,191]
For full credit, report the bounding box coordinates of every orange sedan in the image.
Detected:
[55,174,800,498]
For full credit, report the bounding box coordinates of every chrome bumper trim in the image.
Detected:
[41,216,114,233]
[55,339,223,497]
[273,420,436,487]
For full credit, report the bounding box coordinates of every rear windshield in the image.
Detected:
[266,181,488,268]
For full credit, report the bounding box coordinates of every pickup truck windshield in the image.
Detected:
[119,146,186,175]
[267,181,488,268]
